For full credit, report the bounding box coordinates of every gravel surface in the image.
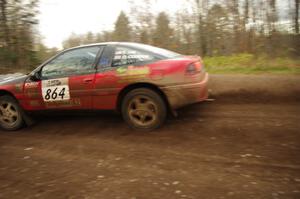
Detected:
[0,74,299,199]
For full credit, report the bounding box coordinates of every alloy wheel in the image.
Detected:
[128,95,158,127]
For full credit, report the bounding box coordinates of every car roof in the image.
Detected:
[67,42,143,51]
[66,42,181,60]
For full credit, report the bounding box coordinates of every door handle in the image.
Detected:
[83,78,93,84]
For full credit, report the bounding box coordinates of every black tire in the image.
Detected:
[121,88,167,131]
[0,95,24,131]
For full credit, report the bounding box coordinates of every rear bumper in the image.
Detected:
[161,73,209,109]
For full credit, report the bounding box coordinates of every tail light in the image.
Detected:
[185,61,202,75]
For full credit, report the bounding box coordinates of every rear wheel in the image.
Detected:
[121,88,167,131]
[0,95,24,131]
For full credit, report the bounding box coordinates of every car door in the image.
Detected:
[24,46,103,110]
[92,45,157,110]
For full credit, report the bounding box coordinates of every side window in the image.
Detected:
[97,45,114,69]
[41,46,102,78]
[112,46,155,67]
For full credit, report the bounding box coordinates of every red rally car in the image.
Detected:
[0,42,209,131]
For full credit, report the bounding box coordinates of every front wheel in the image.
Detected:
[121,88,167,131]
[0,95,24,131]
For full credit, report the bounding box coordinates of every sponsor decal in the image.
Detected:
[116,66,150,83]
[116,66,150,77]
[41,78,70,102]
[25,82,39,89]
[45,98,81,108]
[116,66,127,74]
[43,78,67,87]
[25,82,40,98]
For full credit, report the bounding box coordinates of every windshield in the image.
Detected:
[128,43,182,59]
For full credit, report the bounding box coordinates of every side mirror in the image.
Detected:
[30,71,41,81]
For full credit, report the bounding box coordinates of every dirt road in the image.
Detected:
[0,75,300,199]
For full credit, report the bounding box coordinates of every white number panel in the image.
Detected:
[42,78,70,102]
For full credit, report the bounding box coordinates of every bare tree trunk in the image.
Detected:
[227,0,241,53]
[295,0,299,34]
[0,0,10,45]
[243,0,250,52]
[195,0,209,56]
[244,0,249,26]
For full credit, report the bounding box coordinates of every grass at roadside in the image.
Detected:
[204,54,300,74]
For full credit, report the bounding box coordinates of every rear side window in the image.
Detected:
[98,45,114,69]
[112,46,156,67]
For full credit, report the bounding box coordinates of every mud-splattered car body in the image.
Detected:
[0,42,208,130]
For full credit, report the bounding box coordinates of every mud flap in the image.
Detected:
[20,108,35,127]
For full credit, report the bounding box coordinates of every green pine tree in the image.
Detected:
[113,11,131,41]
[152,12,174,50]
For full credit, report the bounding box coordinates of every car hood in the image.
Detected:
[0,73,28,86]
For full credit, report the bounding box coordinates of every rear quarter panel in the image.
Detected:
[92,56,205,110]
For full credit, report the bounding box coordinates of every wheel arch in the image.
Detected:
[0,89,17,99]
[0,89,34,127]
[116,82,171,113]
